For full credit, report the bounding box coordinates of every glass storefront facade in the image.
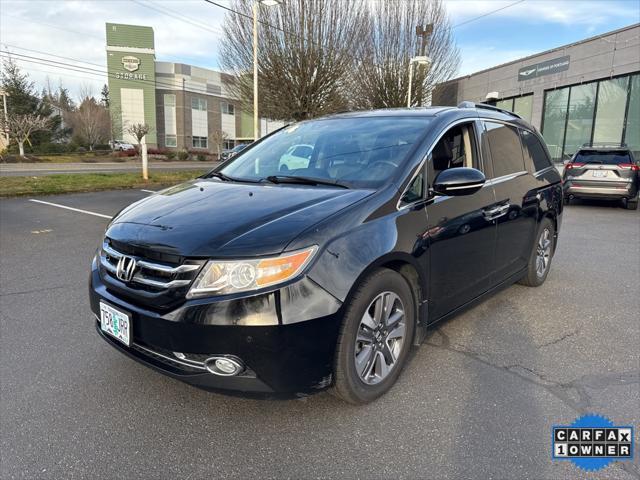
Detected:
[495,94,534,123]
[541,72,639,161]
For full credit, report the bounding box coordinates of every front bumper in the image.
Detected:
[564,180,637,200]
[89,260,343,395]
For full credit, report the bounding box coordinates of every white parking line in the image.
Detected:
[140,189,156,193]
[28,199,112,219]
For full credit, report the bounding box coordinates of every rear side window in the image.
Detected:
[484,122,526,178]
[574,150,632,165]
[521,129,553,172]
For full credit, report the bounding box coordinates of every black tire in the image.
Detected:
[564,195,571,205]
[331,268,416,404]
[519,217,555,287]
[626,198,638,210]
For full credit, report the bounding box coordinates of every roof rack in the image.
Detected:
[581,142,628,149]
[457,101,522,119]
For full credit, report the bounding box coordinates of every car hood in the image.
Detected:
[106,179,373,258]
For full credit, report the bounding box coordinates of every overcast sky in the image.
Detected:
[1,0,638,101]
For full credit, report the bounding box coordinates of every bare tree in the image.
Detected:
[125,122,151,152]
[220,0,368,122]
[0,113,49,157]
[67,90,110,150]
[211,129,229,158]
[351,0,460,109]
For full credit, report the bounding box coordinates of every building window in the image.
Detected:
[593,76,629,144]
[164,94,176,107]
[563,83,597,158]
[542,73,639,162]
[192,136,208,149]
[542,87,570,161]
[223,139,235,150]
[165,135,177,147]
[221,102,235,115]
[494,94,533,123]
[624,74,640,159]
[191,98,207,111]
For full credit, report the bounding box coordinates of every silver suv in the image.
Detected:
[563,143,639,210]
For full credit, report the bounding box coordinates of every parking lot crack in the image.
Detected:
[0,284,73,297]
[536,328,580,348]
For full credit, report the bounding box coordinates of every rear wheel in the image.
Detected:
[626,197,638,210]
[331,268,415,404]
[518,217,555,287]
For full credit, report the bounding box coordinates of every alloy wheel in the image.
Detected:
[354,291,406,385]
[535,227,552,277]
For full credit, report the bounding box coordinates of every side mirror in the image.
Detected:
[432,167,485,196]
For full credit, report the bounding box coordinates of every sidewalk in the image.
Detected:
[0,161,218,177]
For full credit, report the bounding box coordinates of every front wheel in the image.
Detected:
[518,217,555,287]
[331,269,416,404]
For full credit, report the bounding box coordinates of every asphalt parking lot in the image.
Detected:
[1,189,638,479]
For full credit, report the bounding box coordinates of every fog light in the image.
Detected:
[204,357,244,376]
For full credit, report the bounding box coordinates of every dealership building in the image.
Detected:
[433,23,640,161]
[106,23,283,150]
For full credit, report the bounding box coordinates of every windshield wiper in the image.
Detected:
[264,175,350,189]
[204,171,260,183]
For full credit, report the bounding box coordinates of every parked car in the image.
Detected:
[110,140,135,151]
[220,143,249,161]
[278,144,314,171]
[563,143,639,209]
[90,102,563,404]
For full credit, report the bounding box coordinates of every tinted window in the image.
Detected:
[520,129,552,172]
[221,117,432,189]
[574,150,632,165]
[484,122,525,178]
[430,123,479,179]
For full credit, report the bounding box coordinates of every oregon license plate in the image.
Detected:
[592,170,607,177]
[100,302,131,346]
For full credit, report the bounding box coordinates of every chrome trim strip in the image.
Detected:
[446,183,485,191]
[485,170,527,186]
[131,274,191,289]
[133,343,207,371]
[103,242,200,275]
[136,259,200,274]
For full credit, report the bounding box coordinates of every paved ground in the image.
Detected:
[0,161,218,177]
[0,190,638,479]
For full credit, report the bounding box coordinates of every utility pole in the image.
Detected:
[0,88,8,146]
[414,25,433,106]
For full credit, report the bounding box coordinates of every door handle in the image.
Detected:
[483,203,510,220]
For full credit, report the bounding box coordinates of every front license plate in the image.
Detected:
[100,302,131,347]
[592,170,607,177]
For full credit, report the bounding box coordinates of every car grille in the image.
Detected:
[98,238,204,309]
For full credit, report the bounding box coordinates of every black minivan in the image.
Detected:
[90,102,563,404]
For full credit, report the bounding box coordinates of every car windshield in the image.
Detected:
[232,144,247,152]
[219,117,432,188]
[574,151,632,165]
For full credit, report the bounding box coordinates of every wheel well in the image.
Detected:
[380,260,427,345]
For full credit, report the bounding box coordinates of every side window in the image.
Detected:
[520,129,552,172]
[484,122,526,178]
[429,123,479,180]
[401,171,424,205]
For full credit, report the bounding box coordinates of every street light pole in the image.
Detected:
[252,0,282,142]
[407,62,415,108]
[406,56,432,108]
[252,1,259,141]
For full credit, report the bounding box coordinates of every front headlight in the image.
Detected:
[186,246,318,298]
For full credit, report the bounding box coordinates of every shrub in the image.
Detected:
[166,151,177,160]
[177,149,190,161]
[196,153,207,161]
[76,146,87,153]
[116,149,136,158]
[147,147,168,155]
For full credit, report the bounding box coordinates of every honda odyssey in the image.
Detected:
[89,102,563,404]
